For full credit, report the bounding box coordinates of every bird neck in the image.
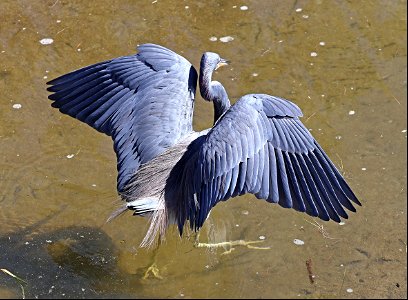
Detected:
[199,69,231,124]
[212,93,230,124]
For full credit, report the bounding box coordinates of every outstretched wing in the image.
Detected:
[47,44,197,192]
[176,94,361,232]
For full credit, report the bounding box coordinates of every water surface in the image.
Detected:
[0,0,406,298]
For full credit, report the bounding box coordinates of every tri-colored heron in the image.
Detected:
[47,43,360,248]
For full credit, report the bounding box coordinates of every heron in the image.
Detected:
[47,43,361,249]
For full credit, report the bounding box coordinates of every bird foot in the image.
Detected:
[142,262,163,280]
[194,239,271,255]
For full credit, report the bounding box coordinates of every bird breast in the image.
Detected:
[120,130,208,204]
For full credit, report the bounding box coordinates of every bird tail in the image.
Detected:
[106,205,128,222]
[139,196,168,248]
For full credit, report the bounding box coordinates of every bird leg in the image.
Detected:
[193,231,271,255]
[142,236,164,280]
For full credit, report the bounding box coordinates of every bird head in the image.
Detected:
[200,52,229,73]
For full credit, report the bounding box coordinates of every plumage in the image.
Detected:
[173,93,360,231]
[47,44,361,247]
[48,44,197,192]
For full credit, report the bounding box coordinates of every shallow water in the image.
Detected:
[0,0,406,298]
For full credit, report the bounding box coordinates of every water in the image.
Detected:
[0,0,406,298]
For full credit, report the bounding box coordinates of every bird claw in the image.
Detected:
[195,239,271,254]
[142,263,163,280]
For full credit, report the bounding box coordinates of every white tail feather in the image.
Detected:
[140,196,168,248]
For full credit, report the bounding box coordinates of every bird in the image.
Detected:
[47,43,361,248]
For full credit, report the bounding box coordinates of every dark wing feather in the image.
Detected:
[47,44,198,192]
[176,94,360,232]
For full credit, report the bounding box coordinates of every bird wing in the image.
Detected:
[175,94,360,232]
[47,44,198,192]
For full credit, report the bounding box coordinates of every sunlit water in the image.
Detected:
[0,0,406,298]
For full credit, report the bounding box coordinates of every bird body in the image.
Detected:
[118,129,209,246]
[47,43,360,247]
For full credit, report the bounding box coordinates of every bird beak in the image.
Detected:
[215,58,229,70]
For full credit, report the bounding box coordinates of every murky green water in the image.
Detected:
[0,0,406,298]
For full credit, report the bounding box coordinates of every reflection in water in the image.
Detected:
[0,213,142,298]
